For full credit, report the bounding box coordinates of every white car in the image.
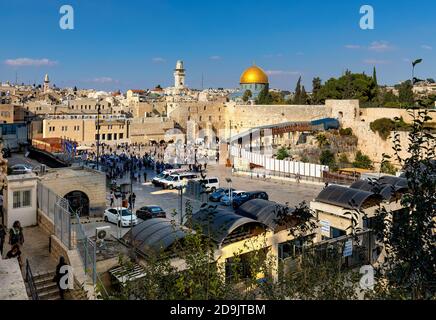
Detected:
[162,173,198,189]
[104,207,138,227]
[10,164,33,174]
[197,177,220,192]
[220,190,246,206]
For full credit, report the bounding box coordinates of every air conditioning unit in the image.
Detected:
[96,226,111,241]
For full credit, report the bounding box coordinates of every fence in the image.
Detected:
[25,259,39,300]
[37,182,71,249]
[37,182,98,288]
[72,213,97,285]
[230,145,329,179]
[280,230,376,278]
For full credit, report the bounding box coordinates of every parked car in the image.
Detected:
[232,191,269,209]
[104,207,138,227]
[209,188,235,202]
[197,177,220,192]
[151,172,169,187]
[151,169,186,187]
[220,190,246,206]
[136,205,166,220]
[162,173,198,189]
[10,164,33,175]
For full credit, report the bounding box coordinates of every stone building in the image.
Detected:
[39,167,106,217]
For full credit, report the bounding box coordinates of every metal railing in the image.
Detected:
[279,230,376,279]
[233,167,325,184]
[72,212,97,285]
[37,182,72,249]
[25,259,39,300]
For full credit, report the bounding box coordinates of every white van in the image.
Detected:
[152,169,186,187]
[197,177,220,192]
[162,173,199,189]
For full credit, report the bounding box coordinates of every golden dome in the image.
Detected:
[240,65,269,84]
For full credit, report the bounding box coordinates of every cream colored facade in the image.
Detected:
[41,116,130,145]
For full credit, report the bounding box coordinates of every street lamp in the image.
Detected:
[178,185,186,225]
[96,99,102,171]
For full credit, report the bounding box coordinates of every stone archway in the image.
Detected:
[64,190,90,217]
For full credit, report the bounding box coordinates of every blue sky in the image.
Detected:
[0,0,435,91]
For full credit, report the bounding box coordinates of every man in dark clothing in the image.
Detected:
[143,172,147,183]
[0,224,6,256]
[130,193,136,210]
[9,221,24,249]
[53,256,69,300]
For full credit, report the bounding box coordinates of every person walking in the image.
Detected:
[9,221,24,249]
[53,256,69,300]
[131,193,136,210]
[110,191,115,207]
[0,224,6,257]
[143,172,147,183]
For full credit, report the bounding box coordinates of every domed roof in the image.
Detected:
[240,65,269,84]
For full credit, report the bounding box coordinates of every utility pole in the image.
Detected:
[179,185,183,225]
[96,99,101,171]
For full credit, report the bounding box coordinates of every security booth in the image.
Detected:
[4,173,38,229]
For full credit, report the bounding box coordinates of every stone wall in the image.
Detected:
[39,168,107,217]
[37,208,55,236]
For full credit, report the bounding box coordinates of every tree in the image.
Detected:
[369,110,435,299]
[256,87,272,105]
[352,151,373,169]
[300,86,308,105]
[373,66,378,86]
[242,89,252,102]
[316,72,378,105]
[293,77,302,104]
[73,86,78,92]
[276,147,290,160]
[270,91,286,105]
[397,80,415,107]
[311,77,323,104]
[319,150,335,167]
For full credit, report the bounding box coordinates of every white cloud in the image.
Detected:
[368,41,394,52]
[209,55,222,60]
[266,70,301,76]
[4,58,58,67]
[363,59,391,65]
[90,77,118,84]
[345,44,361,49]
[421,45,432,50]
[152,57,166,63]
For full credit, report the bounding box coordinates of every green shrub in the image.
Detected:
[276,147,290,160]
[339,128,353,136]
[352,151,374,169]
[370,117,410,140]
[320,150,336,167]
[380,161,397,175]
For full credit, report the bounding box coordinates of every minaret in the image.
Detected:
[43,74,50,93]
[174,60,186,90]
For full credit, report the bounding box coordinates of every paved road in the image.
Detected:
[81,164,324,239]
